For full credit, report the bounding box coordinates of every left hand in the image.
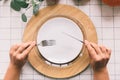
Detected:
[9,41,36,69]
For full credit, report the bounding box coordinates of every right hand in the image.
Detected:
[85,40,111,72]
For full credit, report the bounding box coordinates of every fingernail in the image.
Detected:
[85,40,89,45]
[32,41,36,45]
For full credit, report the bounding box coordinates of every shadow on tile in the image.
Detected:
[46,0,59,6]
[72,0,90,6]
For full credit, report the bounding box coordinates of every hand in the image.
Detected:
[9,41,36,69]
[85,40,111,72]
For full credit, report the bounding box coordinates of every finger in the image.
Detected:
[99,45,107,53]
[20,41,36,59]
[16,41,32,53]
[85,40,98,59]
[90,42,102,55]
[106,48,111,57]
[9,44,21,56]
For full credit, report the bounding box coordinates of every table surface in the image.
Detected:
[0,0,120,80]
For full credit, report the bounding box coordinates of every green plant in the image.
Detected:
[10,0,44,22]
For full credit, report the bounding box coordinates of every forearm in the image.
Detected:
[4,63,21,80]
[94,67,109,80]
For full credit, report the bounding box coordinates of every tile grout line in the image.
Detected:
[113,6,116,80]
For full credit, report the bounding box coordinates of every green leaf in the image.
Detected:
[39,0,44,2]
[15,0,29,8]
[32,0,35,6]
[33,4,39,15]
[21,13,27,22]
[10,0,21,11]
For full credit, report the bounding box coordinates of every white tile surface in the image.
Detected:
[103,40,114,51]
[0,52,9,63]
[90,0,101,4]
[0,6,10,17]
[0,17,10,28]
[68,75,80,80]
[11,28,22,39]
[0,40,10,51]
[115,51,120,64]
[33,74,45,80]
[0,63,9,74]
[102,17,113,27]
[114,17,120,27]
[90,17,102,27]
[115,28,120,39]
[102,5,113,16]
[107,63,115,75]
[0,0,120,80]
[20,74,34,80]
[96,27,102,39]
[115,40,120,51]
[11,17,22,28]
[90,5,102,16]
[21,62,34,75]
[80,75,92,80]
[79,5,90,16]
[114,7,120,16]
[115,64,120,75]
[103,28,114,39]
[0,29,10,39]
[108,50,115,64]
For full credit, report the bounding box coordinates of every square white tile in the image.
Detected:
[102,5,113,16]
[90,17,102,27]
[0,29,10,40]
[114,17,120,27]
[0,74,4,80]
[115,64,120,75]
[0,63,9,74]
[109,51,115,64]
[0,17,10,28]
[96,27,102,40]
[80,66,92,75]
[20,74,34,80]
[11,39,22,45]
[80,75,92,80]
[0,40,10,51]
[59,0,67,4]
[102,28,114,39]
[103,40,114,51]
[33,74,44,80]
[102,17,113,27]
[107,63,115,75]
[0,6,10,17]
[115,40,120,51]
[90,0,101,4]
[115,28,120,39]
[11,28,22,40]
[116,75,120,80]
[68,75,80,80]
[11,17,22,28]
[21,62,34,75]
[114,6,120,16]
[115,51,120,64]
[90,5,102,16]
[79,5,90,16]
[0,52,9,63]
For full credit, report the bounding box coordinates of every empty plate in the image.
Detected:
[37,17,83,64]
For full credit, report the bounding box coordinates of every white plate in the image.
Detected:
[37,17,83,64]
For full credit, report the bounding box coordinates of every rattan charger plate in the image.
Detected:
[22,4,98,78]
